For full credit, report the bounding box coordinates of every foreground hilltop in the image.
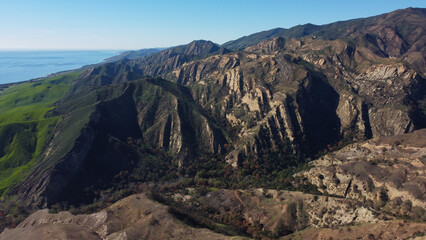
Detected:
[0,7,425,239]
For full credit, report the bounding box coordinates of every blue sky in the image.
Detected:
[0,0,425,50]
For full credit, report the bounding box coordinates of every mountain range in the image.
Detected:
[0,7,425,239]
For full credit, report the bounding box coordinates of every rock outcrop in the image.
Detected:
[298,129,426,219]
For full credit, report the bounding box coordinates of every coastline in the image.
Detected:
[0,50,119,85]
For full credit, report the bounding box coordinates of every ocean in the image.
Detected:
[0,50,120,84]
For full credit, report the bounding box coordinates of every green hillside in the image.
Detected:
[0,72,80,196]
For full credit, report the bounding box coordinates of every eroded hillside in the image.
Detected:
[0,7,424,240]
[298,129,426,221]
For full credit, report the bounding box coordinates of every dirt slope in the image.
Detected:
[0,193,241,240]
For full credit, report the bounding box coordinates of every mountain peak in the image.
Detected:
[182,40,221,55]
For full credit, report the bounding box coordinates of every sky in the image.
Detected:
[0,0,425,50]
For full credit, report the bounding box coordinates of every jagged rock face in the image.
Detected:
[353,64,424,136]
[244,37,286,54]
[288,37,425,134]
[12,10,426,207]
[17,78,228,206]
[297,129,426,219]
[161,39,424,165]
[172,52,340,156]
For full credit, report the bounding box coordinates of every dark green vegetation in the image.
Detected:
[0,72,81,196]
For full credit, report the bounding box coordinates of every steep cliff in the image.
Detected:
[15,77,229,207]
[162,36,424,167]
[10,8,426,208]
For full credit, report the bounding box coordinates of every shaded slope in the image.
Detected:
[16,77,230,206]
[0,72,80,196]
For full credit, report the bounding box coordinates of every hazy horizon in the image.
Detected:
[0,50,119,84]
[1,0,425,50]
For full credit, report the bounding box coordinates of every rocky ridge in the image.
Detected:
[223,8,426,73]
[298,129,426,220]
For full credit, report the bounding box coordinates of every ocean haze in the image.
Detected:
[0,50,120,84]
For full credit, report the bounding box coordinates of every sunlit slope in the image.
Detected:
[0,72,80,195]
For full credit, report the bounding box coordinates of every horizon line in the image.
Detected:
[0,48,131,51]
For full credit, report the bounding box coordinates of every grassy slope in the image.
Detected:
[0,72,80,196]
